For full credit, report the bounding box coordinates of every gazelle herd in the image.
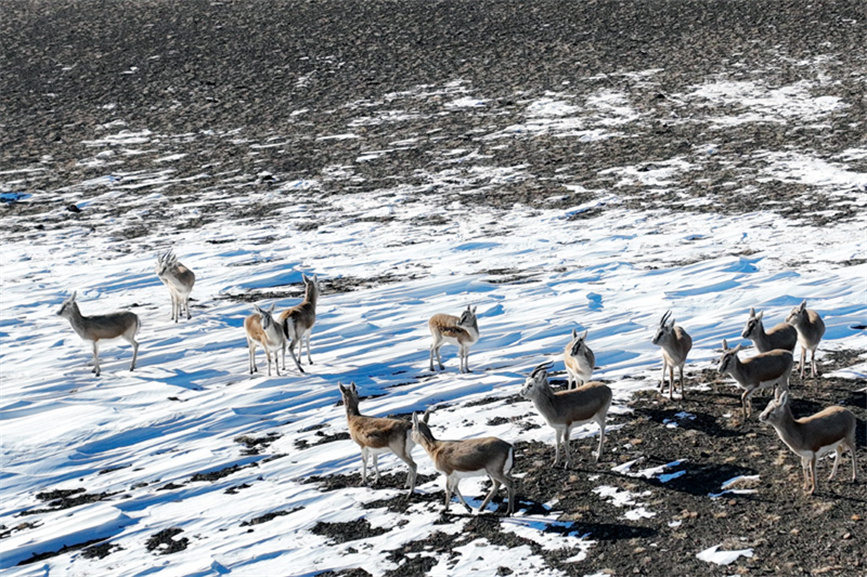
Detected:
[56,251,858,511]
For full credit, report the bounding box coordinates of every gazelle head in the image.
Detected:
[155,249,177,277]
[302,273,320,299]
[337,381,359,411]
[410,408,434,443]
[759,390,789,424]
[254,303,278,330]
[786,300,808,326]
[520,361,554,399]
[57,292,78,318]
[458,305,477,327]
[569,329,590,357]
[651,310,676,345]
[717,339,742,373]
[741,308,764,339]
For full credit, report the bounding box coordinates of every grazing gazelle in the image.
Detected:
[57,291,140,376]
[411,409,515,515]
[520,361,611,467]
[786,300,826,379]
[338,382,417,495]
[244,303,285,377]
[428,305,479,373]
[154,249,196,322]
[651,310,692,399]
[564,329,595,389]
[279,273,319,373]
[717,339,793,420]
[741,308,797,353]
[759,391,857,495]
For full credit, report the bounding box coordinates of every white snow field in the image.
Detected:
[2,76,866,576]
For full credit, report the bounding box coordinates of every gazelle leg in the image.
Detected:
[478,478,501,512]
[92,341,101,376]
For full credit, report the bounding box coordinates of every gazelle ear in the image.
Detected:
[779,391,789,406]
[580,329,588,340]
[734,343,743,353]
[749,307,755,316]
[350,382,357,394]
[254,305,263,315]
[572,328,577,338]
[756,310,763,321]
[268,302,276,313]
[422,407,433,424]
[799,300,807,311]
[722,339,728,350]
[412,412,420,427]
[337,382,346,393]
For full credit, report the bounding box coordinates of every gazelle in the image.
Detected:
[155,249,196,322]
[741,308,797,353]
[428,305,479,373]
[57,291,140,376]
[717,339,793,420]
[520,361,611,467]
[411,409,515,515]
[786,300,826,379]
[244,303,285,377]
[651,310,692,399]
[759,391,857,495]
[338,382,417,495]
[564,329,595,389]
[279,273,319,372]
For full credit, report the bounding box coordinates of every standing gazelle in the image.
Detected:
[57,292,140,376]
[280,273,319,373]
[520,361,611,467]
[759,391,857,495]
[651,310,692,399]
[244,303,285,377]
[786,300,826,379]
[155,249,196,322]
[338,382,417,495]
[741,308,797,353]
[411,409,515,515]
[564,329,595,389]
[428,305,479,373]
[717,339,793,420]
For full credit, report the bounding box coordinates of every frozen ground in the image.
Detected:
[1,0,866,575]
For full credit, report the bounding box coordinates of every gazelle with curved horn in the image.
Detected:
[411,408,515,515]
[651,310,692,399]
[564,329,595,389]
[338,382,417,495]
[717,339,793,420]
[155,249,196,322]
[741,307,797,353]
[57,292,141,376]
[520,361,612,467]
[244,303,285,377]
[786,300,826,379]
[428,305,479,373]
[759,391,857,495]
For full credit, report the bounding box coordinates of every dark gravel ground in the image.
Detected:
[2,0,866,231]
[2,0,865,574]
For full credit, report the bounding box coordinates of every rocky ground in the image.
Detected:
[2,0,865,575]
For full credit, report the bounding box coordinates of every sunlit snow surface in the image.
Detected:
[2,74,866,576]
